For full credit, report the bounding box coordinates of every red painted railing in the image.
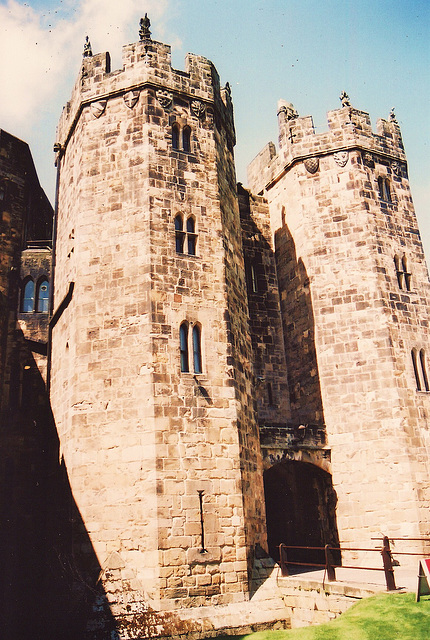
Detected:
[278,536,430,591]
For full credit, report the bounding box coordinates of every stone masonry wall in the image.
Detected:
[274,218,325,427]
[214,107,266,581]
[0,132,34,411]
[0,130,53,417]
[238,185,290,427]
[248,104,430,563]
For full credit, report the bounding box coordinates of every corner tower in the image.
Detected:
[51,23,266,630]
[248,96,430,557]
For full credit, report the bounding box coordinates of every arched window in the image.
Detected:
[192,325,202,374]
[180,323,189,372]
[378,176,391,202]
[420,349,429,392]
[385,179,392,203]
[172,123,180,150]
[186,217,196,255]
[412,349,421,390]
[182,126,191,153]
[175,215,185,253]
[22,279,35,313]
[36,278,49,313]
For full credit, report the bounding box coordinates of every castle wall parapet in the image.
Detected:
[248,102,406,195]
[57,39,234,154]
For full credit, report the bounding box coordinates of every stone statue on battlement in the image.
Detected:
[139,14,151,40]
[83,35,92,57]
[340,90,351,107]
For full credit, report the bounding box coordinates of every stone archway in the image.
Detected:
[263,460,340,566]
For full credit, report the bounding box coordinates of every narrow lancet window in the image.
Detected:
[186,217,196,255]
[420,350,429,392]
[402,256,411,291]
[378,176,391,202]
[36,278,49,313]
[250,263,258,293]
[180,323,189,372]
[22,279,35,313]
[394,255,403,289]
[172,123,180,150]
[192,325,202,374]
[412,349,422,390]
[175,215,185,253]
[183,126,191,153]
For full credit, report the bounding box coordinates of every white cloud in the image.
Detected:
[0,2,62,130]
[0,0,170,135]
[76,0,169,67]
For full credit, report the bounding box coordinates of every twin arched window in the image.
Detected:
[378,176,391,203]
[412,348,429,392]
[180,322,202,373]
[21,277,49,313]
[175,215,197,255]
[394,254,411,291]
[172,124,191,152]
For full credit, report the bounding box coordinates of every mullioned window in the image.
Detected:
[175,214,197,256]
[180,322,203,374]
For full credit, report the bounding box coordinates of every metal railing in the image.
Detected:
[278,536,401,590]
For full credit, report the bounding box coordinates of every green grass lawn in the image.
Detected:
[217,592,430,640]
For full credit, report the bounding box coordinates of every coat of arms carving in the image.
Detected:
[156,90,173,109]
[304,157,319,174]
[124,91,140,109]
[333,151,349,167]
[191,100,206,119]
[91,100,107,118]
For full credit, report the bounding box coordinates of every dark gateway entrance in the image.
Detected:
[264,460,341,566]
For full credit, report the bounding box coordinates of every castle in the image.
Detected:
[1,18,430,639]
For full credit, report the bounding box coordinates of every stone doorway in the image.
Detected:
[263,460,340,566]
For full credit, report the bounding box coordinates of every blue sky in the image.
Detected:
[1,0,429,256]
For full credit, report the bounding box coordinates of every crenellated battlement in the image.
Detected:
[56,33,234,152]
[248,98,406,194]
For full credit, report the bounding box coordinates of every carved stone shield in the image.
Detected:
[124,90,140,109]
[191,100,206,119]
[391,160,401,176]
[156,89,173,109]
[363,152,374,167]
[333,151,349,167]
[304,157,319,174]
[91,100,107,118]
